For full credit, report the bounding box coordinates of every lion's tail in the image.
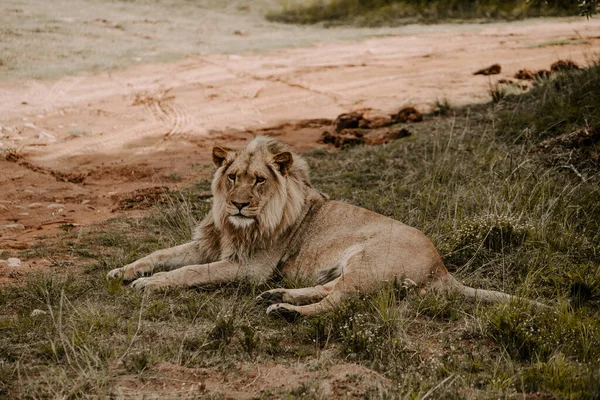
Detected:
[441,274,548,309]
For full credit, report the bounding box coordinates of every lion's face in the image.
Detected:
[211,138,298,233]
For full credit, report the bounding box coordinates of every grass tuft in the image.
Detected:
[520,353,600,399]
[296,287,411,374]
[485,302,600,362]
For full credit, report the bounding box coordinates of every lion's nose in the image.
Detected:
[232,201,250,211]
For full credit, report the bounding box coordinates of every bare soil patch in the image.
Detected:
[113,361,390,398]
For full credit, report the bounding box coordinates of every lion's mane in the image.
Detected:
[194,137,313,261]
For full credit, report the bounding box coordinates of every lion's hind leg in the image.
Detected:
[266,290,345,321]
[264,246,375,320]
[257,278,339,306]
[265,274,362,320]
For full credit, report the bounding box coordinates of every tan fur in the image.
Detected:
[107,137,545,317]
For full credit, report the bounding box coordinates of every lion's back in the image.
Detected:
[281,199,442,283]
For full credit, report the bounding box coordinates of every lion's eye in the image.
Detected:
[228,174,236,182]
[255,176,266,184]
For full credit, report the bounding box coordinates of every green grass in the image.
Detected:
[267,0,580,26]
[500,62,600,136]
[1,66,600,397]
[497,61,600,175]
[484,62,600,188]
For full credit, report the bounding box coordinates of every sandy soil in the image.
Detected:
[113,360,390,398]
[1,17,600,275]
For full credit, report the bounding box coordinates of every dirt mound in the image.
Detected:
[514,69,536,80]
[371,128,413,144]
[474,63,501,75]
[334,111,396,131]
[321,130,365,148]
[335,112,363,132]
[321,108,418,148]
[515,59,581,81]
[513,68,551,80]
[550,59,580,72]
[392,107,423,123]
[321,127,412,149]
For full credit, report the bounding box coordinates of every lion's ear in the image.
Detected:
[212,146,233,168]
[272,152,294,175]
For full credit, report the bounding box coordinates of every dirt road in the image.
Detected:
[1,17,600,269]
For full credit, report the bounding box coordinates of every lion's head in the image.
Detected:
[210,137,311,246]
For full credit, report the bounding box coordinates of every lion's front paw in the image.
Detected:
[107,266,142,282]
[266,303,301,322]
[107,262,152,282]
[107,267,128,281]
[256,290,284,306]
[130,272,170,292]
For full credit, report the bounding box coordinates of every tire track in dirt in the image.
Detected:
[203,59,351,127]
[132,88,195,139]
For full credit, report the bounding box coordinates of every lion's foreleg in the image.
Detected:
[106,242,205,281]
[130,260,271,291]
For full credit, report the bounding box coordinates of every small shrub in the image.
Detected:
[451,214,532,264]
[433,98,453,116]
[147,188,211,246]
[239,325,259,356]
[125,351,151,374]
[520,354,600,399]
[485,302,600,362]
[415,292,463,321]
[182,334,207,353]
[106,278,124,295]
[143,300,171,322]
[206,314,236,350]
[579,0,599,17]
[17,274,82,309]
[265,336,283,356]
[297,287,410,373]
[36,341,66,363]
[489,83,508,103]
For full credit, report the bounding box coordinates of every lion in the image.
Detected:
[107,136,545,318]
